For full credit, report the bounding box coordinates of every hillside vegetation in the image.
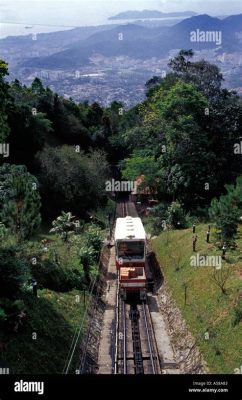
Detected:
[151,224,242,373]
[1,48,242,373]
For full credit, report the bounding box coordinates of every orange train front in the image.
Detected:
[114,216,147,300]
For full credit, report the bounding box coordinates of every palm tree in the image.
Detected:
[50,211,77,242]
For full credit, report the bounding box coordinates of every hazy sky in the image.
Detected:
[0,0,241,38]
[0,0,242,17]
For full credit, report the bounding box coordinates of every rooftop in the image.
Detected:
[114,217,146,241]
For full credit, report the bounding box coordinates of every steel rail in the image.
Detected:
[122,300,127,374]
[114,274,120,374]
[142,302,157,374]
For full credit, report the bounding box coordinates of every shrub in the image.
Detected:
[0,164,41,241]
[31,259,84,292]
[84,224,103,257]
[79,246,97,284]
[232,301,242,326]
[0,247,30,299]
[147,202,169,235]
[166,201,187,229]
[50,211,77,242]
[0,299,25,329]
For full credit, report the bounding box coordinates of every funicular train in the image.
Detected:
[114,216,148,300]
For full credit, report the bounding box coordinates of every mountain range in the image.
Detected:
[21,14,242,70]
[109,10,197,20]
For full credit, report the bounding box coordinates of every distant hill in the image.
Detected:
[22,14,242,70]
[22,24,168,68]
[173,13,223,31]
[109,9,197,20]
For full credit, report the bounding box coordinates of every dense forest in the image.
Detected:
[1,49,242,372]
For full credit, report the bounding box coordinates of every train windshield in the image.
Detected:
[117,241,144,259]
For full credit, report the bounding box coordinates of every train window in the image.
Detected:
[117,241,144,259]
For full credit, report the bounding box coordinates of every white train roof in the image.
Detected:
[114,217,146,241]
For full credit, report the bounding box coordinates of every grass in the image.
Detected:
[0,289,89,374]
[151,223,242,374]
[0,204,114,374]
[0,230,91,374]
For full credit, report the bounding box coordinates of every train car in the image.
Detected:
[114,216,147,300]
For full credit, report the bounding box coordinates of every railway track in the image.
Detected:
[116,200,138,218]
[138,302,160,374]
[113,200,161,374]
[114,289,161,374]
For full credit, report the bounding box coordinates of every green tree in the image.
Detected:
[140,53,242,208]
[149,81,213,207]
[122,155,157,180]
[31,77,45,95]
[209,176,242,243]
[0,164,41,241]
[7,80,53,168]
[168,49,194,74]
[168,50,224,100]
[50,211,77,242]
[122,155,160,194]
[145,76,163,97]
[37,145,109,217]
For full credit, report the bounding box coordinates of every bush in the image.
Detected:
[185,213,200,227]
[0,164,41,241]
[84,224,103,259]
[232,301,242,326]
[79,246,98,284]
[209,176,242,244]
[191,206,209,222]
[166,201,187,229]
[146,201,190,234]
[0,298,25,330]
[0,247,30,299]
[76,224,103,284]
[147,202,169,235]
[31,259,84,292]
